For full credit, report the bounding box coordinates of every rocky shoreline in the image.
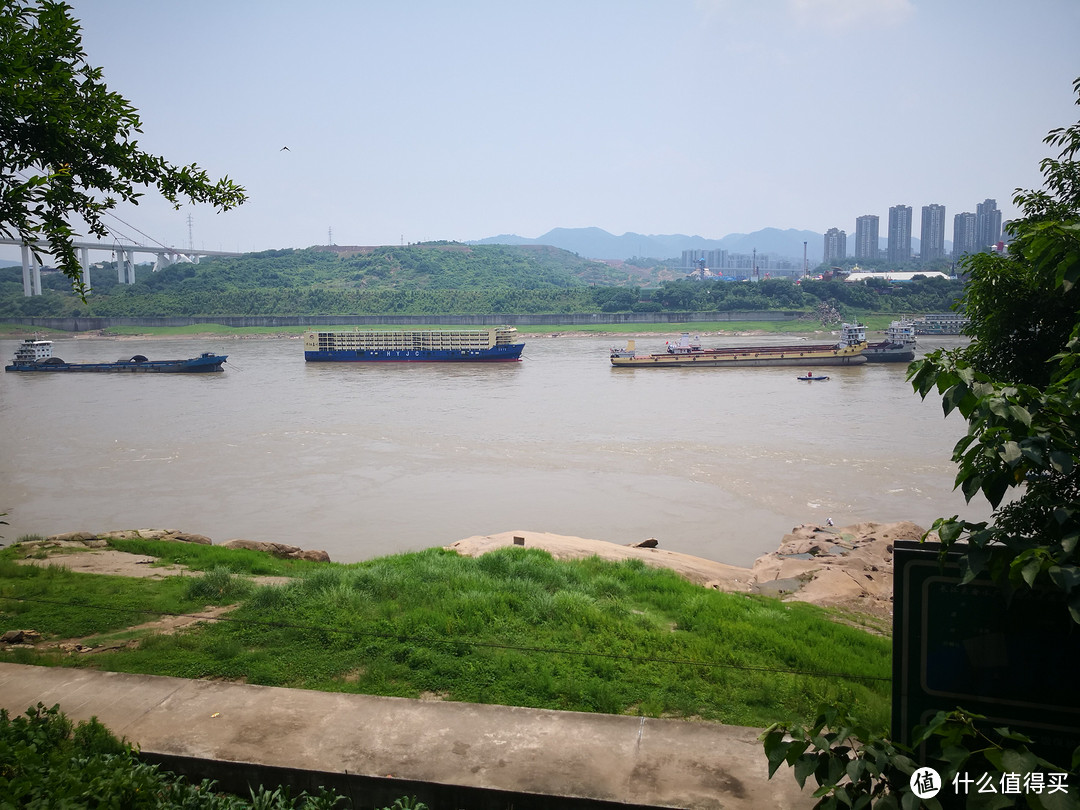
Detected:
[15,520,926,621]
[33,528,331,562]
[449,521,924,621]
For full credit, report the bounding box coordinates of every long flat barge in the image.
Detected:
[5,340,226,373]
[610,327,867,368]
[303,326,524,362]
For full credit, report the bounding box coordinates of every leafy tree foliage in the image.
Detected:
[765,77,1080,809]
[909,77,1080,623]
[652,276,961,316]
[0,0,246,296]
[0,241,964,319]
[763,704,1076,810]
[0,243,646,316]
[0,703,351,808]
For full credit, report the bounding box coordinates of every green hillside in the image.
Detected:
[0,243,634,317]
[0,241,964,318]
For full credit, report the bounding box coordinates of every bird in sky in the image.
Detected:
[280,146,290,151]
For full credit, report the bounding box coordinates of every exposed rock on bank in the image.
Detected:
[447,521,929,619]
[219,538,331,562]
[750,521,927,620]
[446,530,756,592]
[24,529,331,563]
[22,523,923,619]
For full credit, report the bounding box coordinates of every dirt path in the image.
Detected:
[10,544,289,655]
[16,545,292,586]
[19,548,192,578]
[40,605,238,655]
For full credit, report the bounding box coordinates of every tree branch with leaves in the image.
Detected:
[0,0,246,298]
[909,76,1080,624]
[764,78,1080,808]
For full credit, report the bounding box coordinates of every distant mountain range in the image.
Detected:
[469,227,931,262]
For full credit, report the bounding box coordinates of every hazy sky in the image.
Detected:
[7,0,1080,261]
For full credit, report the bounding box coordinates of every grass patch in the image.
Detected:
[520,319,818,335]
[99,323,313,336]
[521,315,904,335]
[183,566,254,603]
[0,546,894,732]
[102,537,316,577]
[2,314,909,339]
[0,555,208,640]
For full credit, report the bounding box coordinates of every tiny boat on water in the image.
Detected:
[797,373,830,381]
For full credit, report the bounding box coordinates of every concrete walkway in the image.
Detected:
[0,662,810,809]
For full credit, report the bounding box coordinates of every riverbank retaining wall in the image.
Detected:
[2,311,801,332]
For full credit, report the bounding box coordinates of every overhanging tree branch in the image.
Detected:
[0,0,246,298]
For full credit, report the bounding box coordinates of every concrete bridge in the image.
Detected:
[0,237,241,296]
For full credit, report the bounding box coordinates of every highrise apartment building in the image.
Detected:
[975,198,1002,250]
[823,228,846,264]
[953,212,977,257]
[888,204,913,264]
[854,215,879,259]
[681,249,727,271]
[920,204,946,262]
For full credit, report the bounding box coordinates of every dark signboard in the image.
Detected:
[892,540,1080,766]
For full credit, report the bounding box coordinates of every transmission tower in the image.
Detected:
[187,214,194,250]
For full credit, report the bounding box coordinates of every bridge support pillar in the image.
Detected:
[116,248,136,284]
[153,251,176,273]
[80,247,91,294]
[20,244,42,296]
[21,244,31,296]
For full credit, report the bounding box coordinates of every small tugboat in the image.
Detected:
[862,320,917,363]
[5,339,227,373]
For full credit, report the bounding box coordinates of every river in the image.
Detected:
[0,331,991,567]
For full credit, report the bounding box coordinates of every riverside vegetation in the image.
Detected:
[0,702,416,809]
[0,536,892,731]
[0,242,963,319]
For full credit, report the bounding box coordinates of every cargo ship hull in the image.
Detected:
[5,357,226,373]
[863,343,915,363]
[610,349,867,368]
[304,345,524,362]
[610,331,867,368]
[862,320,916,363]
[5,341,226,373]
[304,327,524,363]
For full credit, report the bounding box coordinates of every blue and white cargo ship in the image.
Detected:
[303,326,524,363]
